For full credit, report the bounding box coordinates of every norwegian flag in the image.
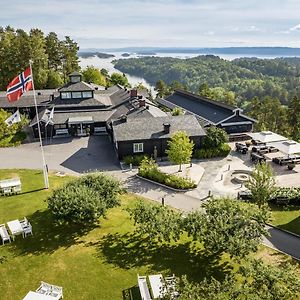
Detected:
[6,67,33,102]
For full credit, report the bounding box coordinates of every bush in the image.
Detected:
[47,173,122,224]
[123,154,149,166]
[270,187,300,205]
[202,126,228,149]
[138,157,196,189]
[194,143,231,159]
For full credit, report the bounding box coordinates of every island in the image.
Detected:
[79,52,115,59]
[121,53,131,57]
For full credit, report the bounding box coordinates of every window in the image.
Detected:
[133,143,143,153]
[72,92,82,99]
[61,92,71,99]
[82,91,93,98]
[54,124,67,129]
[70,76,81,83]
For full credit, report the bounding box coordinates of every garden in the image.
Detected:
[0,169,299,299]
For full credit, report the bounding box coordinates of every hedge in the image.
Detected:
[123,154,149,166]
[194,143,231,159]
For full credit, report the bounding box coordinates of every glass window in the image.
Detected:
[61,92,71,99]
[82,91,93,98]
[133,143,143,153]
[54,124,67,129]
[70,76,81,83]
[72,92,82,99]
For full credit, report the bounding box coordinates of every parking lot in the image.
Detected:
[0,136,120,175]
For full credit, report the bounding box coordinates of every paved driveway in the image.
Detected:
[0,136,120,175]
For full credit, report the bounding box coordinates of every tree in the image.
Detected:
[45,32,63,71]
[129,197,269,258]
[169,259,300,300]
[108,72,130,87]
[62,36,80,77]
[155,79,168,98]
[47,174,122,224]
[0,109,29,146]
[171,107,183,116]
[288,96,300,141]
[82,66,106,86]
[198,82,214,98]
[166,131,194,171]
[202,126,228,149]
[184,198,269,258]
[246,162,276,208]
[47,70,63,89]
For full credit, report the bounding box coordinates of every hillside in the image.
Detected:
[114,55,300,105]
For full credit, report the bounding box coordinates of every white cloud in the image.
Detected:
[290,24,300,31]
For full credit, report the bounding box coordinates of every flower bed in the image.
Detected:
[138,158,196,190]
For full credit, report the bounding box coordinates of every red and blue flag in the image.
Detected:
[6,67,33,102]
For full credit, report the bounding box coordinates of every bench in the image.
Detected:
[138,275,152,300]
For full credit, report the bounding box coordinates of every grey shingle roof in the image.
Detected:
[52,110,116,124]
[59,81,94,92]
[68,71,82,76]
[165,90,235,125]
[113,115,206,142]
[0,90,55,108]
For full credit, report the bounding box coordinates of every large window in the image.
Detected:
[70,76,81,83]
[72,92,82,99]
[61,92,71,99]
[54,124,67,129]
[133,143,143,153]
[82,91,93,98]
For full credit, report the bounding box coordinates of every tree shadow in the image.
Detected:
[96,232,232,282]
[12,209,97,256]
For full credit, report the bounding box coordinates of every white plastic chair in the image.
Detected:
[20,217,33,238]
[0,224,11,245]
[49,285,63,299]
[36,281,52,295]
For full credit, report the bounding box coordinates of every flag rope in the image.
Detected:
[29,63,49,189]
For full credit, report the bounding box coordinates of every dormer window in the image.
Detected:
[70,76,81,83]
[82,91,93,98]
[61,92,71,99]
[72,92,82,99]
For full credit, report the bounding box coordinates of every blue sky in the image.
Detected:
[1,0,300,49]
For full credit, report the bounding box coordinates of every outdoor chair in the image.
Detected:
[49,285,63,299]
[3,187,11,195]
[165,275,179,298]
[137,275,152,300]
[20,217,33,237]
[0,224,11,245]
[36,281,52,295]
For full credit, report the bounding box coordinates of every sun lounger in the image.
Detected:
[138,275,152,300]
[149,274,166,299]
[0,224,11,245]
[165,275,179,298]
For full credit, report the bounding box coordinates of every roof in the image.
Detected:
[164,90,237,124]
[68,71,82,76]
[59,81,94,92]
[113,115,206,142]
[0,90,54,108]
[52,110,116,124]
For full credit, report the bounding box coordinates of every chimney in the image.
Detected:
[163,123,170,134]
[130,89,138,97]
[139,99,146,107]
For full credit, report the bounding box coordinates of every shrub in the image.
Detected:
[47,173,122,224]
[138,157,196,189]
[123,154,149,166]
[270,187,300,205]
[194,143,231,159]
[202,126,228,149]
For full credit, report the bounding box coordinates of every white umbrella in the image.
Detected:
[269,140,300,155]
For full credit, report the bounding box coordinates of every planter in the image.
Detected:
[288,163,295,170]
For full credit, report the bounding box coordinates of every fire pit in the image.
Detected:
[232,170,251,184]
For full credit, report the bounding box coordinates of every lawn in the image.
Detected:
[0,169,298,299]
[270,204,300,235]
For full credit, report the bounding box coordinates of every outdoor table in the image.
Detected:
[7,219,24,239]
[23,291,56,300]
[149,274,166,299]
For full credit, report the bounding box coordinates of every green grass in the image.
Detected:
[270,204,300,235]
[0,169,298,299]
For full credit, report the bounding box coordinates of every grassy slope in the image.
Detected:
[270,204,300,235]
[0,170,298,299]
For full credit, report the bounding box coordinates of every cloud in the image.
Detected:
[1,0,300,47]
[290,24,300,31]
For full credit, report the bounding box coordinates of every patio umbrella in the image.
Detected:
[248,131,288,143]
[269,140,300,155]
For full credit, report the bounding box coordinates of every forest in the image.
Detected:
[0,26,80,90]
[115,55,300,141]
[114,55,300,105]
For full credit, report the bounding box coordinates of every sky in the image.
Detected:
[1,0,300,49]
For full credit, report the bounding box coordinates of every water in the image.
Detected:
[79,51,299,93]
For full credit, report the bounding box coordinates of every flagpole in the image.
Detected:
[29,62,49,189]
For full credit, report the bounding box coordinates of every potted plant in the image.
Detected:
[287,162,295,170]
